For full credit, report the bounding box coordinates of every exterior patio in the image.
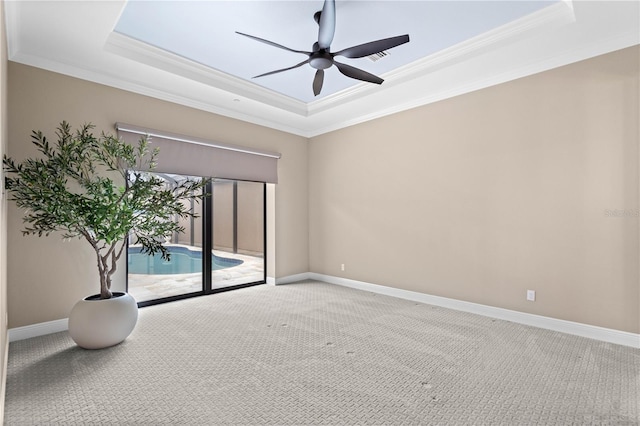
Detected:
[127,249,265,302]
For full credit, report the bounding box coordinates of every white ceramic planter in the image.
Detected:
[68,292,138,349]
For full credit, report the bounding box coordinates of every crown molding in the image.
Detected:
[305,30,640,137]
[104,32,309,117]
[3,0,21,59]
[4,0,639,138]
[9,49,312,137]
[102,1,577,120]
[307,0,576,116]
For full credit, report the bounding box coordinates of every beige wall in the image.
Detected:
[4,45,639,337]
[0,1,8,420]
[7,63,308,328]
[309,46,640,333]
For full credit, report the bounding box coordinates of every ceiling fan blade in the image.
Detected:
[313,69,324,96]
[334,61,384,85]
[253,59,310,78]
[334,35,410,59]
[236,31,310,55]
[317,0,336,49]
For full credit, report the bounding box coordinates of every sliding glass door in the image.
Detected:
[127,173,205,303]
[211,179,265,289]
[127,174,266,306]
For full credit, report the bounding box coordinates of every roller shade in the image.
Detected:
[115,123,281,183]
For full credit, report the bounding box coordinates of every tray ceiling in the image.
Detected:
[4,1,640,137]
[114,1,554,103]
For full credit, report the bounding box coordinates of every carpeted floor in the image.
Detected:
[4,281,640,425]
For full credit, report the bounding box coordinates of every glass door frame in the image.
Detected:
[128,178,267,308]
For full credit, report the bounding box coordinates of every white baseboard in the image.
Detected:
[303,273,640,349]
[9,275,639,349]
[8,318,68,342]
[275,272,311,285]
[6,275,311,340]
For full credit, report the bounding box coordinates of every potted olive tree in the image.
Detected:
[3,121,204,349]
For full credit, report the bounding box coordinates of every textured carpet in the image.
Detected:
[5,281,640,425]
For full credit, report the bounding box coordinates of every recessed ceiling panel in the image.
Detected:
[114,1,556,103]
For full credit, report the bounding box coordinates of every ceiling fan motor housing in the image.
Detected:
[310,51,333,70]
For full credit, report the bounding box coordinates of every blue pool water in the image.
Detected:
[128,246,243,275]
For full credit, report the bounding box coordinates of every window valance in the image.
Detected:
[115,123,281,183]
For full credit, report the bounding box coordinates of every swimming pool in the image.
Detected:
[128,246,243,275]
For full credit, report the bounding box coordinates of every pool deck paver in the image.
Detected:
[128,249,264,302]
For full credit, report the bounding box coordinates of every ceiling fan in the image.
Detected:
[236,0,410,97]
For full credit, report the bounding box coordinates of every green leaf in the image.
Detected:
[3,122,208,298]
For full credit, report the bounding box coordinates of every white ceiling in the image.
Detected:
[4,1,640,137]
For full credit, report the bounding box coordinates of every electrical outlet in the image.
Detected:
[527,290,536,301]
[341,264,345,271]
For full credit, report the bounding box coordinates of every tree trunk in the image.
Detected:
[100,281,112,299]
[97,254,112,299]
